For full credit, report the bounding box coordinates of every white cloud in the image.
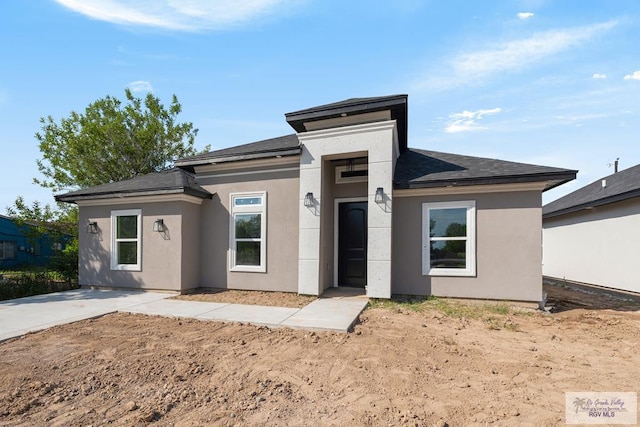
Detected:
[54,0,299,31]
[445,107,502,133]
[623,70,640,80]
[128,80,154,92]
[592,73,607,79]
[517,12,534,20]
[417,20,617,90]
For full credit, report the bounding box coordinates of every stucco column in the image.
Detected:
[297,148,322,295]
[297,121,397,298]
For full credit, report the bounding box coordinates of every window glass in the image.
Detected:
[235,197,262,206]
[0,241,17,259]
[430,240,467,269]
[117,241,138,265]
[117,216,138,239]
[235,214,261,239]
[236,241,261,266]
[429,208,467,237]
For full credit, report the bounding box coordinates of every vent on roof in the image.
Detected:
[602,179,607,188]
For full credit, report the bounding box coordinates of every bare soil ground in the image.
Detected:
[173,288,316,308]
[1,284,639,426]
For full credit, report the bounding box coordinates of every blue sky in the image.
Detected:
[2,0,640,211]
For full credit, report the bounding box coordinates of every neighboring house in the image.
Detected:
[56,95,576,303]
[543,164,640,294]
[0,214,68,269]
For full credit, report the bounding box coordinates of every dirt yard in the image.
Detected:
[1,283,639,426]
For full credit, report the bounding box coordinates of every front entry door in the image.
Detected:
[338,202,368,287]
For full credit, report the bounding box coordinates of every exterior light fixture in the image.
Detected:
[153,219,165,232]
[87,221,98,234]
[375,187,384,204]
[304,192,314,207]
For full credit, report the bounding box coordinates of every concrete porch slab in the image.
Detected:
[281,296,369,332]
[122,299,231,318]
[195,303,300,326]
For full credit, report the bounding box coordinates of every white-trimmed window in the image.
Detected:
[230,192,267,272]
[111,209,142,271]
[422,201,476,277]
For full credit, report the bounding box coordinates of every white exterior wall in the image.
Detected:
[297,120,398,298]
[543,198,640,293]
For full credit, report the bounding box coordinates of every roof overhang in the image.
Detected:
[394,170,577,192]
[285,95,408,152]
[543,188,640,219]
[55,187,213,204]
[175,147,301,167]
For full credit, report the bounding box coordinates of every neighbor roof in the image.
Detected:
[394,148,577,191]
[55,168,212,203]
[175,134,300,167]
[543,163,640,219]
[285,95,409,152]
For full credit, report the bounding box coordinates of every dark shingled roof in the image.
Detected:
[394,148,576,191]
[175,134,300,167]
[285,95,409,152]
[543,163,640,218]
[55,168,212,203]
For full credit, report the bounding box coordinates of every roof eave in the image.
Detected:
[175,147,301,167]
[55,187,212,204]
[543,188,640,219]
[394,171,577,191]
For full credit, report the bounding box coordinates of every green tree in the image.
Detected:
[34,88,204,192]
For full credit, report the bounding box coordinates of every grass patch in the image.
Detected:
[369,295,523,331]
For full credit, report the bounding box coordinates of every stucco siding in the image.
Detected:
[180,201,202,291]
[78,201,191,291]
[393,190,543,302]
[543,198,640,293]
[197,167,300,292]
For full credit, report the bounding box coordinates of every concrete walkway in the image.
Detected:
[0,288,368,342]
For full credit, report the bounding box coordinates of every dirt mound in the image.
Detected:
[1,287,639,426]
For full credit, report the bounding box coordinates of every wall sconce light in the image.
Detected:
[87,221,98,234]
[153,219,165,232]
[375,187,384,204]
[304,192,314,207]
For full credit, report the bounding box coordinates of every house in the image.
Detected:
[543,163,640,294]
[55,95,576,303]
[0,214,68,269]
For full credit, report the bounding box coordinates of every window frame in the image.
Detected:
[422,200,476,277]
[110,209,142,271]
[0,241,17,260]
[229,192,267,273]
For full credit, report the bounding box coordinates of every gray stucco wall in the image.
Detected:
[180,201,202,291]
[392,190,543,302]
[543,197,640,293]
[78,200,197,291]
[197,167,300,292]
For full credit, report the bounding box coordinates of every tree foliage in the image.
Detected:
[35,88,203,192]
[6,196,78,240]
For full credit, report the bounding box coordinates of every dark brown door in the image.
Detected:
[338,202,367,287]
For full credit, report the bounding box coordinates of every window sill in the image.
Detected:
[230,266,266,273]
[111,265,141,272]
[426,268,476,277]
